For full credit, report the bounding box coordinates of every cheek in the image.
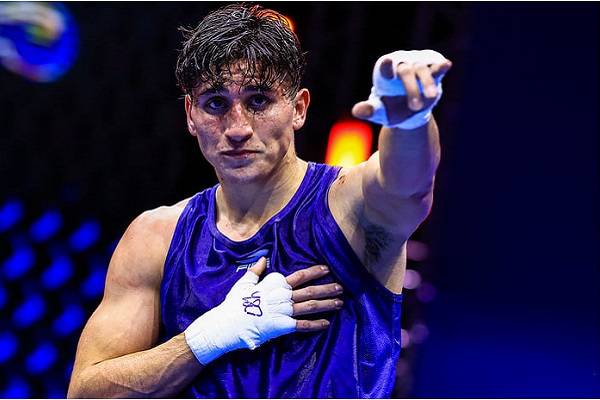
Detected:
[255,109,294,148]
[195,124,222,155]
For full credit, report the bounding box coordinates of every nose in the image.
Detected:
[224,102,253,144]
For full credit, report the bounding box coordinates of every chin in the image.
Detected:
[219,164,269,185]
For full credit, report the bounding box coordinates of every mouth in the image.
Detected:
[220,150,260,158]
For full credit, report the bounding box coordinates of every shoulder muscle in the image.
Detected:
[104,201,187,297]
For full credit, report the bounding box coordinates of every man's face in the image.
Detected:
[184,66,309,185]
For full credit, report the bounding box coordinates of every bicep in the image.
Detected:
[71,213,165,374]
[73,284,161,372]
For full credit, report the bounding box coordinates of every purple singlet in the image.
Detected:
[161,162,403,398]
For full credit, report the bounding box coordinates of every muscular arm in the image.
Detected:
[329,51,450,293]
[68,206,202,398]
[362,118,440,239]
[70,334,201,398]
[330,120,439,292]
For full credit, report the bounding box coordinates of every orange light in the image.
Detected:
[325,120,373,167]
[282,15,295,33]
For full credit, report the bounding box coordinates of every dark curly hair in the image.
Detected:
[175,3,306,99]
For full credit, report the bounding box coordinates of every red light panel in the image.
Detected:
[325,120,373,167]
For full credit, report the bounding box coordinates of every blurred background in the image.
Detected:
[0,2,598,397]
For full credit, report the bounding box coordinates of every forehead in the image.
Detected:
[194,61,287,96]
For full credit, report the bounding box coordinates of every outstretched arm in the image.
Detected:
[328,50,451,292]
[353,51,452,240]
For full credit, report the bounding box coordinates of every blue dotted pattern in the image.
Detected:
[0,198,113,397]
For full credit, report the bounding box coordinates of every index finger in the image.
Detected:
[430,60,453,79]
[285,265,329,288]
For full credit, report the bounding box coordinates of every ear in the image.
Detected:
[184,95,198,137]
[292,88,310,131]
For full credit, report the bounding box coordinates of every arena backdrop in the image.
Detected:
[0,2,598,397]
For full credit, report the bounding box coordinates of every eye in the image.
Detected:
[247,94,271,111]
[202,96,229,114]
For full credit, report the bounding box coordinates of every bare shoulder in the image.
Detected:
[329,164,366,223]
[105,198,192,292]
[329,163,407,293]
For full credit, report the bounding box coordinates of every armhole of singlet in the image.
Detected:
[160,194,200,316]
[321,166,404,303]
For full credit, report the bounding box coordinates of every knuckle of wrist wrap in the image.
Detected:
[267,271,285,282]
[268,287,291,304]
[397,63,413,76]
[415,63,429,73]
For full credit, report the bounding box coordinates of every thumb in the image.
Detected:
[248,257,267,277]
[352,101,374,120]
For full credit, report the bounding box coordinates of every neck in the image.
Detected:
[215,152,308,239]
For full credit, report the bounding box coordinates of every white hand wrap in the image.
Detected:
[366,50,449,130]
[184,270,295,365]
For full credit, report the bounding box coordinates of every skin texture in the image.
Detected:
[184,65,311,241]
[68,56,451,398]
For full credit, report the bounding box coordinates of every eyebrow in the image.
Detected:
[197,84,274,97]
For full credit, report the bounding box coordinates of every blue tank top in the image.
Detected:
[161,162,403,398]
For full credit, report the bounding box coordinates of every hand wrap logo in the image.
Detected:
[184,271,295,362]
[242,291,263,317]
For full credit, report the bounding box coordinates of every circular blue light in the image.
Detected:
[0,199,24,232]
[53,304,85,336]
[25,342,58,374]
[0,331,18,363]
[3,246,35,280]
[13,295,46,328]
[1,376,30,398]
[0,2,79,82]
[41,256,74,289]
[69,220,101,252]
[30,210,63,242]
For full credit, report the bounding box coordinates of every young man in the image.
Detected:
[68,3,451,398]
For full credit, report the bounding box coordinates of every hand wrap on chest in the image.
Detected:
[184,270,295,365]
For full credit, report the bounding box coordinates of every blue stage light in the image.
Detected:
[81,267,106,298]
[30,210,63,242]
[1,376,30,398]
[0,3,79,83]
[0,199,24,232]
[0,331,18,363]
[13,295,46,327]
[53,304,84,336]
[69,220,100,252]
[3,246,35,280]
[41,256,73,289]
[25,342,57,374]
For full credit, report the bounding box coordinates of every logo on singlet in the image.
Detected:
[235,248,271,272]
[242,291,263,316]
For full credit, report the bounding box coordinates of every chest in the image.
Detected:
[168,212,334,321]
